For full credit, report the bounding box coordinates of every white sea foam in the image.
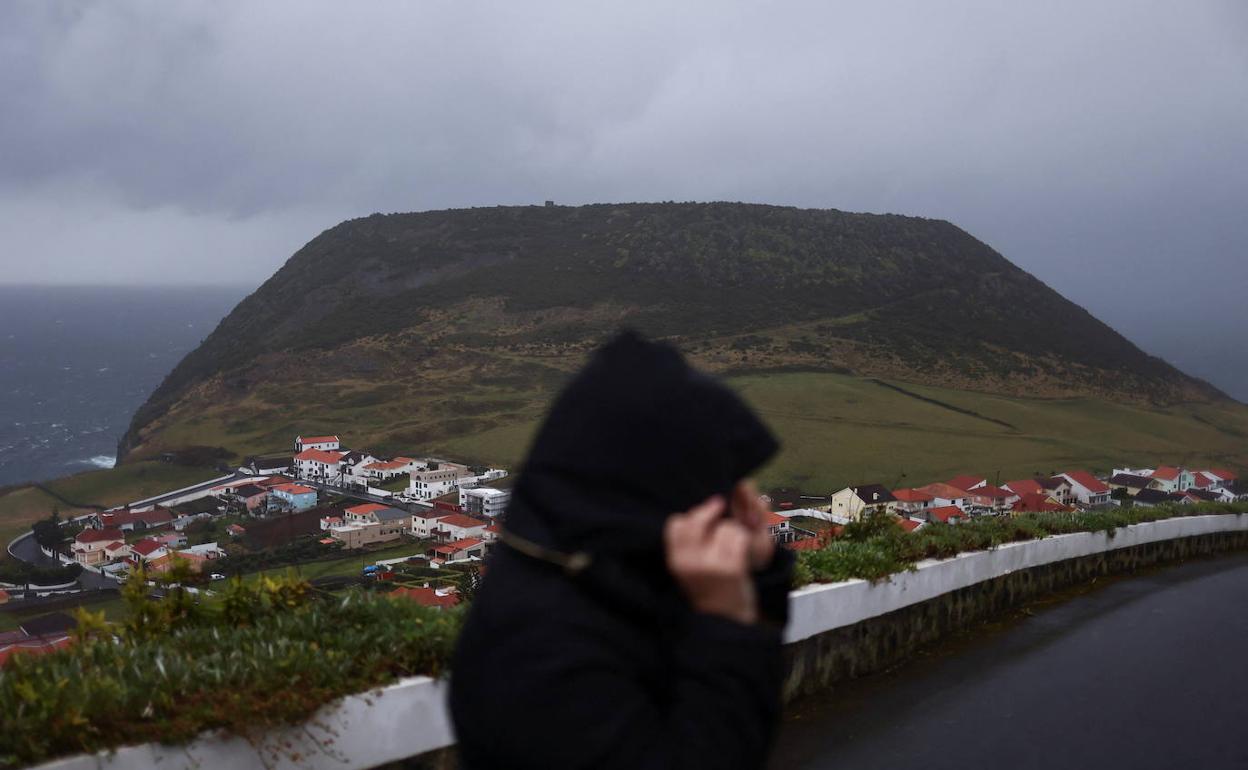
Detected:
[81,455,116,469]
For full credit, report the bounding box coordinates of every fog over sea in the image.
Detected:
[0,285,245,486]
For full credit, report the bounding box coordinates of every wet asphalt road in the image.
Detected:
[770,551,1248,770]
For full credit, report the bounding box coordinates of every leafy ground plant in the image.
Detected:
[0,570,461,769]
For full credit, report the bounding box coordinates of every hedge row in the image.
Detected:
[793,502,1248,586]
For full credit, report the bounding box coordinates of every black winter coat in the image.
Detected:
[450,332,793,770]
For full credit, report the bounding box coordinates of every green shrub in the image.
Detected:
[795,502,1248,588]
[0,573,461,769]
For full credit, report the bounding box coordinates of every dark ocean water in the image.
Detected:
[0,285,246,486]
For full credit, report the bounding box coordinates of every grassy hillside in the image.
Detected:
[0,487,91,560]
[120,203,1225,462]
[0,463,221,560]
[5,369,1243,556]
[434,371,1248,492]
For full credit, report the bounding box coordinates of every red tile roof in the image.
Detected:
[915,483,970,501]
[928,505,964,524]
[975,484,1015,500]
[76,527,123,544]
[445,537,484,550]
[294,448,345,464]
[299,435,339,444]
[99,508,174,528]
[1059,471,1109,495]
[256,475,295,488]
[896,518,922,532]
[272,483,316,495]
[1209,468,1237,481]
[1191,472,1215,488]
[1011,493,1072,513]
[346,502,390,516]
[437,514,487,530]
[763,511,788,527]
[1152,465,1181,482]
[130,539,165,557]
[1003,479,1044,496]
[947,475,986,491]
[363,459,410,471]
[891,488,934,503]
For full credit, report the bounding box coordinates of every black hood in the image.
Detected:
[505,330,779,558]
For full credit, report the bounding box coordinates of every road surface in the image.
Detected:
[6,532,116,590]
[770,551,1248,770]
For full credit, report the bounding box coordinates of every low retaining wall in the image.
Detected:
[782,515,1248,700]
[29,513,1248,770]
[36,676,456,770]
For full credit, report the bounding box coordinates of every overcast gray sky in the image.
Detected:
[1,1,1245,396]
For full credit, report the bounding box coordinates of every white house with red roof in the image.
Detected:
[72,528,124,567]
[1053,471,1112,506]
[126,538,170,569]
[1204,468,1238,487]
[295,435,340,453]
[411,509,450,539]
[1188,472,1214,489]
[957,484,1017,513]
[977,484,1019,511]
[431,537,488,563]
[763,511,796,544]
[344,502,392,524]
[914,483,972,511]
[925,505,966,524]
[1010,493,1073,514]
[433,513,489,543]
[358,457,420,481]
[293,448,348,482]
[1148,466,1195,493]
[890,488,934,515]
[482,522,501,542]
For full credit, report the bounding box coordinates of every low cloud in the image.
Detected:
[1,1,1245,393]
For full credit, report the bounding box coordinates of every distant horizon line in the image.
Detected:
[0,282,255,290]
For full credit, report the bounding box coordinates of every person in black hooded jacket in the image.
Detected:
[449,330,794,770]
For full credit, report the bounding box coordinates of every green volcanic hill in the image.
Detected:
[117,203,1246,490]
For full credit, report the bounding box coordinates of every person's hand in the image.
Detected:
[664,495,758,625]
[729,480,775,571]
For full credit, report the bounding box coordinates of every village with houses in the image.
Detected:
[49,430,1248,583]
[3,430,1244,664]
[55,435,511,585]
[767,464,1245,550]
